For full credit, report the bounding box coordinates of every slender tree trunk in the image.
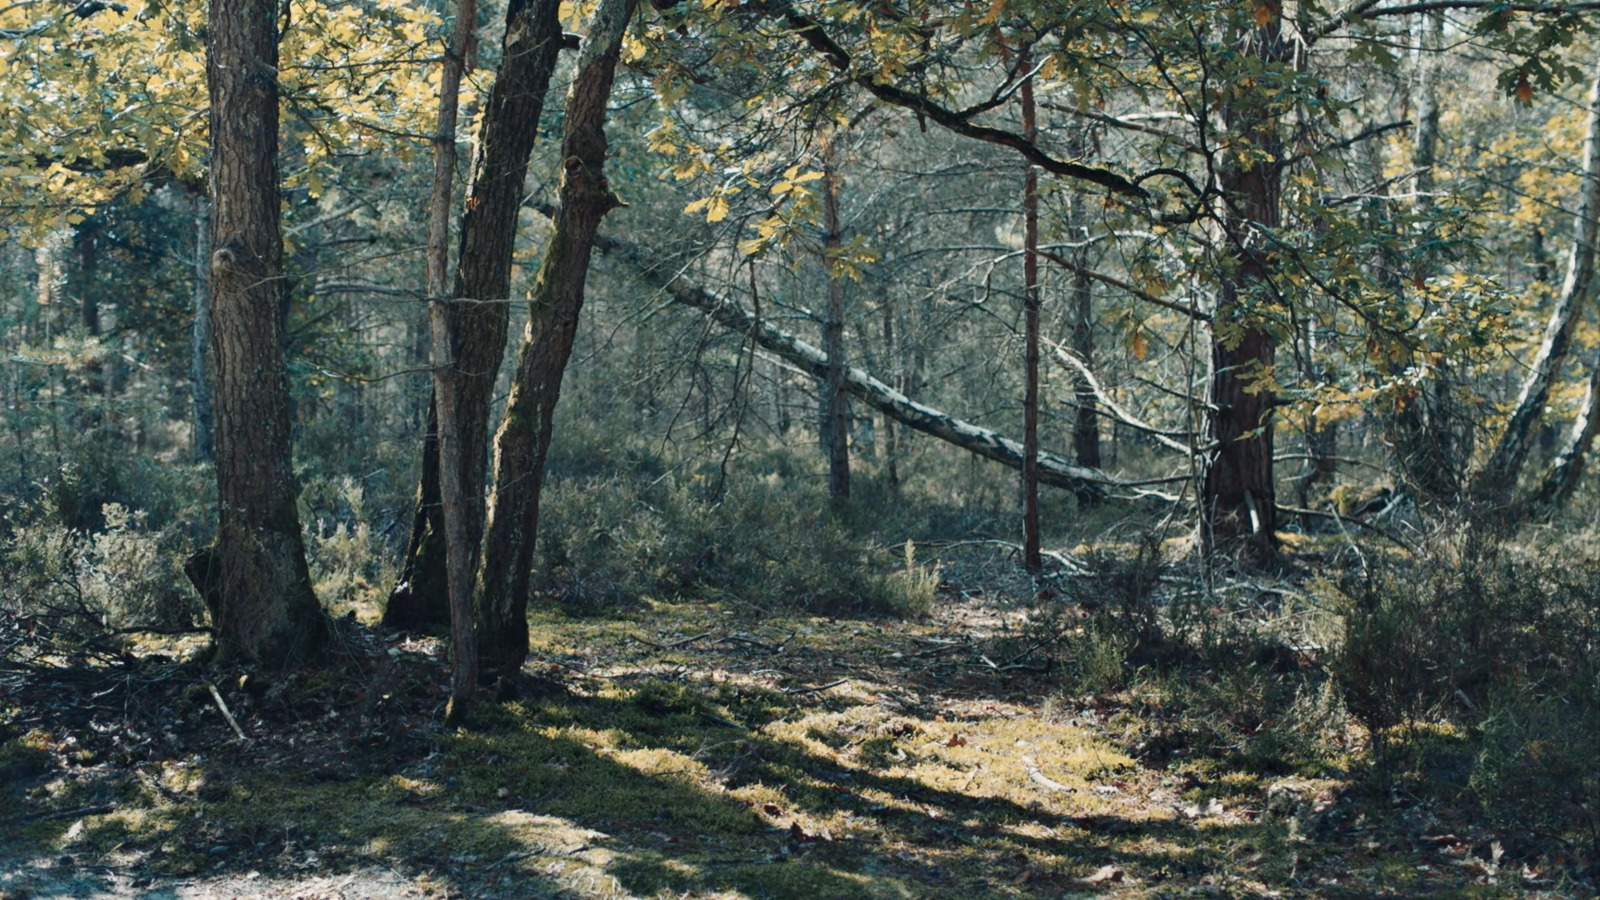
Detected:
[1020,57,1042,574]
[880,293,900,491]
[1475,60,1600,504]
[1387,9,1464,499]
[820,139,851,499]
[205,0,326,665]
[1066,98,1100,504]
[191,195,215,462]
[1202,7,1285,566]
[475,0,636,676]
[386,0,567,633]
[1294,318,1337,510]
[424,0,482,725]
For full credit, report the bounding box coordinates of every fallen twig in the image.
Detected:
[632,631,715,650]
[13,803,118,824]
[1027,768,1073,792]
[717,632,794,653]
[784,679,847,695]
[206,682,248,741]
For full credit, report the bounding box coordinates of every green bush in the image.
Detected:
[1472,678,1600,855]
[301,475,392,615]
[1328,533,1559,743]
[0,503,203,650]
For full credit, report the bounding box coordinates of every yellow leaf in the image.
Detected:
[1131,331,1148,361]
[980,0,1006,25]
[706,195,729,222]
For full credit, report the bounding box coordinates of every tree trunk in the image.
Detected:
[475,0,635,676]
[386,0,567,632]
[880,292,900,491]
[206,0,326,665]
[1475,59,1600,504]
[820,139,851,499]
[1528,357,1600,510]
[1202,7,1285,566]
[1375,20,1460,500]
[425,0,481,725]
[191,195,215,463]
[1020,56,1042,574]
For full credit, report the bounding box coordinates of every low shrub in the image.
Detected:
[0,502,203,653]
[536,472,934,618]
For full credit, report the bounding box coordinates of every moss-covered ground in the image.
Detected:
[0,582,1577,899]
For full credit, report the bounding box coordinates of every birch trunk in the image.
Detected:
[1475,62,1600,503]
[591,231,1113,496]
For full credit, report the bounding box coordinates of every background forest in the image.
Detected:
[5,0,1600,895]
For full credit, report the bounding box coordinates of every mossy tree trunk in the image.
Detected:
[476,0,636,676]
[384,0,567,632]
[206,0,326,665]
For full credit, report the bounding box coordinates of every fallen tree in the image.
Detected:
[591,232,1121,497]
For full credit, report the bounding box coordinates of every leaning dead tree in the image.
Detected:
[590,231,1124,497]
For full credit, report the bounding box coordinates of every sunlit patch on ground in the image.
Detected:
[0,584,1578,898]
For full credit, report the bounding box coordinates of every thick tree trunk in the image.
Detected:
[206,0,326,665]
[1202,9,1285,566]
[385,0,567,632]
[1476,61,1600,504]
[590,230,1112,494]
[191,195,215,463]
[475,0,635,676]
[1020,59,1042,574]
[820,141,851,499]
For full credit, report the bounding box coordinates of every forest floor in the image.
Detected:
[0,554,1580,899]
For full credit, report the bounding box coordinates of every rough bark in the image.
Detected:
[1020,58,1042,574]
[1476,61,1600,504]
[191,195,215,463]
[206,0,326,665]
[820,140,851,499]
[475,0,635,676]
[1202,8,1286,566]
[385,0,567,632]
[590,231,1114,495]
[425,0,481,725]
